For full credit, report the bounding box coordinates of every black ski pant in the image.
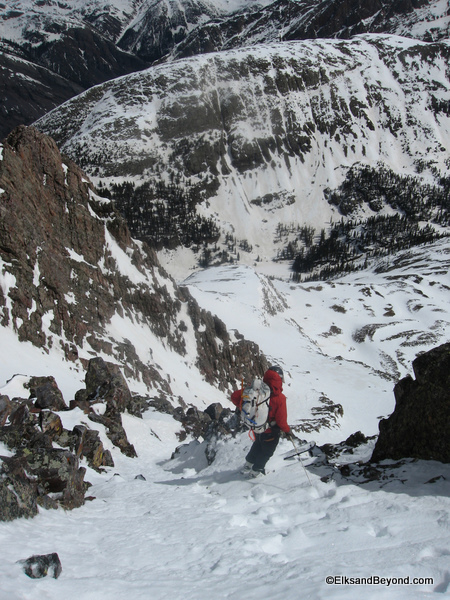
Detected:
[246,430,280,473]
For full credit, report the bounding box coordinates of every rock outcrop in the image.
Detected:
[0,356,244,521]
[0,371,108,521]
[0,125,266,394]
[19,553,62,579]
[371,343,450,463]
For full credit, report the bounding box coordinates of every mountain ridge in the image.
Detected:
[1,0,448,139]
[35,34,450,275]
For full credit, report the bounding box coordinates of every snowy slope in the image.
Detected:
[1,422,450,600]
[1,240,450,598]
[0,233,449,599]
[183,238,450,441]
[390,0,450,41]
[36,35,450,270]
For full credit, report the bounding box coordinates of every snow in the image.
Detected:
[0,410,449,599]
[1,238,450,599]
[183,239,450,442]
[1,3,450,594]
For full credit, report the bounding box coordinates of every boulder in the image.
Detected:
[204,403,224,421]
[0,395,11,426]
[0,401,91,520]
[19,553,62,579]
[27,376,68,411]
[371,343,450,463]
[0,456,39,521]
[81,357,133,414]
[72,425,114,470]
[39,411,64,439]
[23,447,88,510]
[88,412,137,458]
[76,357,137,457]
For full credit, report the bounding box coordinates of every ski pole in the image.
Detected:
[290,435,313,487]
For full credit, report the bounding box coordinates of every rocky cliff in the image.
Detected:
[371,343,450,463]
[0,126,266,397]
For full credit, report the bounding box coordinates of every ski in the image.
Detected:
[283,440,316,460]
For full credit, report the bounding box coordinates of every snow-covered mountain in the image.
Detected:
[0,0,149,139]
[155,0,450,62]
[35,34,450,274]
[1,2,450,595]
[1,0,448,139]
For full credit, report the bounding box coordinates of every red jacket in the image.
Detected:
[231,369,290,434]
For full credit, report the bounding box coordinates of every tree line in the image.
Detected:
[102,180,220,250]
[291,166,450,281]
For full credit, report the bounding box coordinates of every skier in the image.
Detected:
[231,365,292,477]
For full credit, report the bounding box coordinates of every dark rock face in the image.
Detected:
[0,126,266,394]
[0,125,123,351]
[0,50,85,141]
[371,343,450,463]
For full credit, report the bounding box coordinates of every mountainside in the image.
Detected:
[155,0,450,62]
[0,126,266,402]
[35,34,450,272]
[2,3,450,593]
[0,0,150,139]
[1,0,448,139]
[116,0,226,63]
[1,175,449,597]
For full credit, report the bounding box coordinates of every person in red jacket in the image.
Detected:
[231,365,292,477]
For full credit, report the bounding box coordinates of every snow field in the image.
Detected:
[1,408,449,600]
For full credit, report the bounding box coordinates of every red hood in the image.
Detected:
[263,369,283,395]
